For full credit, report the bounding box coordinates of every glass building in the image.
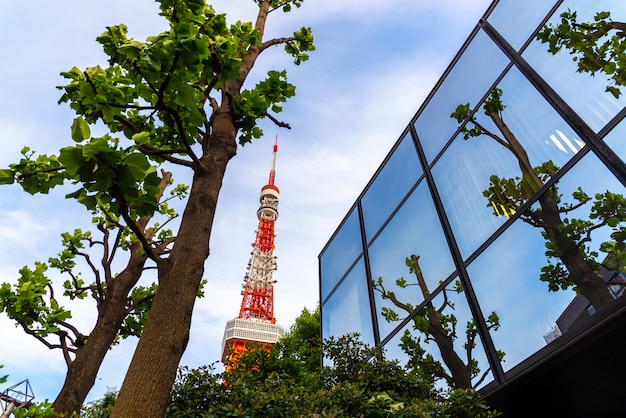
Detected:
[318,0,626,416]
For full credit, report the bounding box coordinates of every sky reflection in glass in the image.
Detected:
[361,133,422,243]
[467,152,626,372]
[368,181,455,339]
[522,0,626,133]
[381,287,492,391]
[433,67,584,258]
[320,208,363,302]
[321,257,374,345]
[415,30,509,164]
[487,0,558,51]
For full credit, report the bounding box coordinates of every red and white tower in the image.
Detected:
[221,137,284,370]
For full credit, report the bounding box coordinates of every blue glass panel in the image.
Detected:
[487,0,558,51]
[604,116,626,163]
[523,0,626,133]
[466,217,565,373]
[320,208,363,302]
[361,133,422,242]
[381,284,492,391]
[414,30,509,163]
[368,181,456,340]
[467,152,626,372]
[321,257,374,346]
[433,67,586,258]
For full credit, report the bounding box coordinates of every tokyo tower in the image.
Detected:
[221,137,284,370]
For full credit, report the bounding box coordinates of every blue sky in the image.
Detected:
[0,0,492,404]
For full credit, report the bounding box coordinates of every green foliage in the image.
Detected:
[234,70,296,144]
[537,10,626,98]
[494,176,626,294]
[12,402,57,418]
[167,364,225,417]
[453,85,626,298]
[2,147,65,193]
[81,388,118,418]
[451,88,506,140]
[161,332,500,417]
[487,166,626,295]
[58,136,161,217]
[288,27,315,64]
[270,0,303,13]
[1,0,315,414]
[273,307,322,385]
[120,283,159,338]
[3,0,315,216]
[0,262,72,337]
[483,161,559,217]
[440,388,502,418]
[82,308,500,416]
[0,214,177,356]
[374,257,503,389]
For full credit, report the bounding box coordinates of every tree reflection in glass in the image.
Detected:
[373,255,503,389]
[536,10,626,99]
[451,88,626,311]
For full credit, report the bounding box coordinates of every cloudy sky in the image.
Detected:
[0,0,492,404]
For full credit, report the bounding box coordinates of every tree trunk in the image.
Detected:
[487,111,614,309]
[111,127,236,417]
[538,192,615,308]
[410,255,472,389]
[110,3,267,414]
[51,250,147,416]
[51,173,171,416]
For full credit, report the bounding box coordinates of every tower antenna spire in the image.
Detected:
[221,136,285,371]
[268,134,278,186]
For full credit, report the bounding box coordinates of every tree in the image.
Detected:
[536,10,626,98]
[72,308,501,417]
[0,170,189,415]
[220,307,321,387]
[373,255,503,390]
[272,306,322,385]
[166,334,499,418]
[0,0,314,416]
[451,88,625,309]
[166,333,501,417]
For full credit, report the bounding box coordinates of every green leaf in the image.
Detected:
[58,147,84,176]
[71,117,91,142]
[125,153,152,181]
[0,169,15,185]
[132,131,151,145]
[606,86,621,99]
[81,137,115,159]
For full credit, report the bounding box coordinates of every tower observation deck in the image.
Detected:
[221,137,284,370]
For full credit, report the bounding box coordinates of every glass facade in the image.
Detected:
[319,0,626,394]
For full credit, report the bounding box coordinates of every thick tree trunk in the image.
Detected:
[111,128,236,417]
[110,4,266,415]
[51,251,147,416]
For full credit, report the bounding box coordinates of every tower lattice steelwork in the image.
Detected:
[221,137,284,370]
